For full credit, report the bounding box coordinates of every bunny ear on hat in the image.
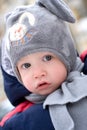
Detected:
[36,0,76,23]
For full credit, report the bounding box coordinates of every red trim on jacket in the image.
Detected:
[80,50,87,62]
[0,100,33,127]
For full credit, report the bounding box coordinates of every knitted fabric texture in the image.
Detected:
[5,0,76,82]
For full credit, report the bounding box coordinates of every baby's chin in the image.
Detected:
[36,89,56,96]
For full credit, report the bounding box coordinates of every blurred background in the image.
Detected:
[0,0,87,120]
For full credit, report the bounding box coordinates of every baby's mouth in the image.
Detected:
[39,82,47,87]
[37,82,50,89]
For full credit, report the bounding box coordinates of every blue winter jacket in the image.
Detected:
[0,101,54,130]
[82,55,87,74]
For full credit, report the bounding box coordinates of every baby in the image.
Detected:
[1,0,87,130]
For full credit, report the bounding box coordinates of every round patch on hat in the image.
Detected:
[9,23,27,41]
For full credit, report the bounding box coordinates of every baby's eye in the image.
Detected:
[43,55,53,61]
[22,63,31,69]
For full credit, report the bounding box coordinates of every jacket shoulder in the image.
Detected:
[0,101,54,130]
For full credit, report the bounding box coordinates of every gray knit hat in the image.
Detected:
[5,0,77,82]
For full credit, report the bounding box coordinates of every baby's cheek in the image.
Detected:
[22,78,32,91]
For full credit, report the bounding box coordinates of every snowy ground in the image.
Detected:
[0,99,14,120]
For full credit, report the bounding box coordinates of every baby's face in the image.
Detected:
[17,52,67,95]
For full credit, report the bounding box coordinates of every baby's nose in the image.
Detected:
[33,68,47,79]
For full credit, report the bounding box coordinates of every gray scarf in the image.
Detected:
[25,58,87,130]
